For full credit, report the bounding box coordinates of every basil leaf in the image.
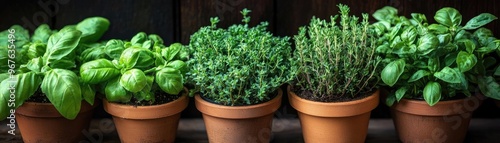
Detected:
[381,59,405,86]
[417,34,439,56]
[148,34,164,45]
[427,24,449,34]
[473,28,493,38]
[12,72,43,108]
[437,34,452,45]
[44,27,82,64]
[408,70,430,82]
[395,86,408,102]
[456,51,477,72]
[49,57,76,69]
[0,85,8,120]
[119,47,154,70]
[156,67,184,95]
[423,81,441,106]
[401,27,417,44]
[411,13,427,24]
[81,83,95,105]
[27,42,47,59]
[26,57,44,73]
[134,76,154,102]
[76,17,110,43]
[434,67,462,83]
[81,46,106,63]
[372,6,398,22]
[385,92,396,107]
[166,60,188,74]
[105,77,132,102]
[428,58,439,72]
[434,7,462,27]
[120,69,147,93]
[162,43,182,62]
[80,59,120,84]
[131,32,147,45]
[463,13,498,30]
[105,40,125,60]
[31,24,53,43]
[477,76,500,100]
[41,69,82,120]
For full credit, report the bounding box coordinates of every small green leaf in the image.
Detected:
[408,70,431,82]
[27,42,47,59]
[434,67,462,83]
[81,83,95,105]
[131,32,147,45]
[372,6,398,22]
[456,51,477,72]
[428,24,449,34]
[105,77,132,102]
[31,24,53,43]
[395,87,408,102]
[381,59,405,86]
[156,67,184,95]
[458,39,476,54]
[401,27,417,43]
[105,39,125,60]
[80,59,120,84]
[385,92,396,107]
[428,58,439,72]
[162,43,182,62]
[434,7,462,27]
[417,34,439,55]
[463,13,498,30]
[166,60,188,74]
[41,69,82,120]
[437,34,452,45]
[423,81,441,106]
[119,47,155,70]
[120,69,147,93]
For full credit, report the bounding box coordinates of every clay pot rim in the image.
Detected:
[103,88,189,119]
[287,85,379,117]
[392,95,483,116]
[16,100,98,118]
[194,88,282,119]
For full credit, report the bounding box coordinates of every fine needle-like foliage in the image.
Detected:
[187,9,297,106]
[293,4,381,102]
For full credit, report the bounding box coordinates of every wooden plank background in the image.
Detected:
[1,0,500,118]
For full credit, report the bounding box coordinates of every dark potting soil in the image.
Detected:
[25,90,50,103]
[291,86,374,103]
[122,90,181,107]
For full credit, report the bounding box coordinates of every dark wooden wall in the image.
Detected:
[2,0,500,118]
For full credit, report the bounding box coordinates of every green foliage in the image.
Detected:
[0,17,109,120]
[187,8,296,106]
[293,4,381,101]
[80,32,189,105]
[374,6,499,106]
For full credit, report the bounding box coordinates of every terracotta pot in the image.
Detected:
[288,86,379,143]
[195,89,282,143]
[103,91,189,143]
[15,100,97,143]
[392,95,483,143]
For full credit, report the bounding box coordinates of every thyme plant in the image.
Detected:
[188,9,297,106]
[293,4,381,102]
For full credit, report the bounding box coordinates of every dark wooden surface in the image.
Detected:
[2,0,500,119]
[2,118,500,143]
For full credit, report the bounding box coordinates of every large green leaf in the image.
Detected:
[423,81,441,106]
[162,43,182,62]
[80,59,120,84]
[372,6,398,22]
[4,72,43,108]
[166,60,188,74]
[131,32,147,45]
[105,40,125,60]
[463,13,498,30]
[417,34,439,55]
[381,59,405,86]
[41,69,82,120]
[76,17,110,43]
[44,27,82,65]
[456,51,477,72]
[434,7,462,27]
[395,86,408,102]
[478,76,500,100]
[156,67,184,95]
[119,69,147,93]
[408,70,431,82]
[105,77,132,102]
[119,47,154,70]
[434,67,462,84]
[27,42,47,59]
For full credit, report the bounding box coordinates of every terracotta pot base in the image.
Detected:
[15,100,97,143]
[392,95,483,143]
[195,89,282,143]
[288,86,380,143]
[103,90,189,143]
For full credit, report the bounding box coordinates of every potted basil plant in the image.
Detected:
[187,9,296,143]
[0,17,109,143]
[373,6,498,143]
[80,32,189,143]
[289,4,381,143]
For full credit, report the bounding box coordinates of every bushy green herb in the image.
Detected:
[80,32,188,105]
[373,6,499,106]
[0,17,110,120]
[187,9,296,106]
[293,4,381,102]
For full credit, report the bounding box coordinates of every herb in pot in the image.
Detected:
[373,6,499,106]
[187,9,297,106]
